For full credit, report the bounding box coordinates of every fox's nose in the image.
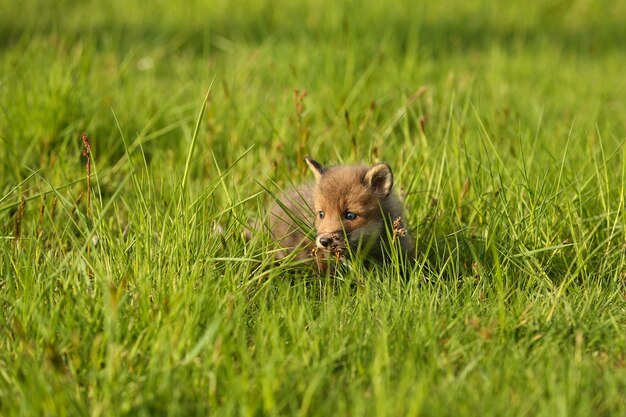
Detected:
[317,236,333,248]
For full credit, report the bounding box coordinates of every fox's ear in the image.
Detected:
[305,157,327,182]
[364,163,393,198]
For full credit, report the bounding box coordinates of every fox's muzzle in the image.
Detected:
[315,233,343,249]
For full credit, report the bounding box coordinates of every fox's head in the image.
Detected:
[305,157,394,257]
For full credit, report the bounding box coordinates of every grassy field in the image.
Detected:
[1,0,626,415]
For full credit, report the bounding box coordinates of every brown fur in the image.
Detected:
[267,158,415,266]
[268,184,316,260]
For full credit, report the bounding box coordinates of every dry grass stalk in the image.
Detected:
[14,195,26,242]
[81,132,92,214]
[293,89,309,173]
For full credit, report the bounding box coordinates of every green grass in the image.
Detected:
[1,0,626,415]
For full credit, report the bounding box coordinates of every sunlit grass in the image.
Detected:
[1,0,625,416]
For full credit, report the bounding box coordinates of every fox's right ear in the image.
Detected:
[364,163,393,198]
[305,157,327,182]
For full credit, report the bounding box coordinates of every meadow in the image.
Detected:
[1,0,625,415]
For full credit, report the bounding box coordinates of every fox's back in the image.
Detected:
[268,184,315,260]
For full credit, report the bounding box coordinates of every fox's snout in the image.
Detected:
[315,233,342,249]
[316,235,333,248]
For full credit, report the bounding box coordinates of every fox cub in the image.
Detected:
[268,157,414,267]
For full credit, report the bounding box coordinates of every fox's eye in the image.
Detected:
[344,211,357,221]
[318,211,325,219]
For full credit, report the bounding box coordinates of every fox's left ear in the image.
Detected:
[305,157,327,182]
[364,163,393,198]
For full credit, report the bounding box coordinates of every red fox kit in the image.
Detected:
[268,157,414,267]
